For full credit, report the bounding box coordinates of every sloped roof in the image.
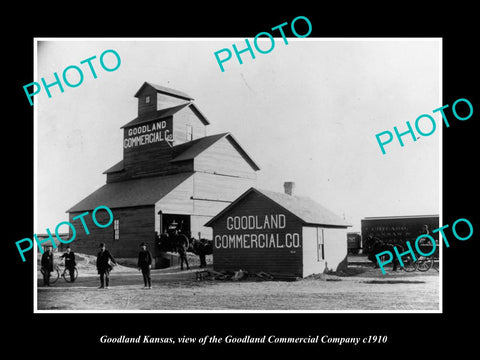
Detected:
[170,133,260,171]
[205,188,351,228]
[188,103,210,125]
[67,172,193,212]
[170,133,228,162]
[102,133,260,175]
[134,82,193,101]
[120,103,190,129]
[103,160,124,174]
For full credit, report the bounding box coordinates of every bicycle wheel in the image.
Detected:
[63,268,78,282]
[417,257,433,272]
[402,256,417,272]
[49,268,60,284]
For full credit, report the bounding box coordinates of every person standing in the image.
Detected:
[176,231,190,271]
[195,238,207,268]
[60,246,76,282]
[137,242,153,289]
[41,247,54,286]
[96,243,117,289]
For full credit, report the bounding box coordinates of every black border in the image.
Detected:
[7,5,479,354]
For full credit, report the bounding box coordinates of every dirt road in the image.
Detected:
[37,261,439,311]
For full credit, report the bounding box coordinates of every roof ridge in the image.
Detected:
[120,103,190,129]
[135,82,193,100]
[206,187,350,227]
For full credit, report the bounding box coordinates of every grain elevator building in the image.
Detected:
[66,82,259,261]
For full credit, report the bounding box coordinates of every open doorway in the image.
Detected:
[161,213,191,238]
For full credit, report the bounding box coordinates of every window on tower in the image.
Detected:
[186,124,193,141]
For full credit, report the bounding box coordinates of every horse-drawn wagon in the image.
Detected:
[361,215,439,272]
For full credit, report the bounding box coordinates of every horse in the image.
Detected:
[190,238,213,268]
[156,231,191,270]
[368,238,405,271]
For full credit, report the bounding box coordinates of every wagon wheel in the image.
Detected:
[402,255,417,272]
[416,257,433,272]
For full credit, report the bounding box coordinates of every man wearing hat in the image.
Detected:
[60,246,76,282]
[41,247,54,286]
[96,243,117,289]
[137,242,153,289]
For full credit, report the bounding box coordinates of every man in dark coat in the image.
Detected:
[96,243,117,289]
[176,231,190,271]
[60,246,76,282]
[137,242,153,289]
[192,238,207,268]
[41,247,54,286]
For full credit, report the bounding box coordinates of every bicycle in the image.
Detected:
[43,264,78,284]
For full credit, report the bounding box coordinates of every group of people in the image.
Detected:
[40,242,154,289]
[40,246,76,286]
[40,220,210,288]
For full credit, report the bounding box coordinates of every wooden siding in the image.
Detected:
[154,172,256,236]
[194,137,257,178]
[157,93,190,111]
[68,206,155,258]
[303,226,348,275]
[155,176,194,233]
[192,172,255,216]
[172,106,207,146]
[302,226,325,276]
[211,191,303,277]
[137,89,157,116]
[323,227,348,272]
[106,161,193,183]
[120,117,196,179]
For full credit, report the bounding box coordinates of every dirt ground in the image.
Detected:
[37,253,440,311]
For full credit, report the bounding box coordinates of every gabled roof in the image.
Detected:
[170,133,228,162]
[102,133,260,175]
[205,188,351,228]
[170,133,260,171]
[134,82,193,101]
[67,172,193,212]
[120,103,190,129]
[188,103,210,125]
[120,103,210,129]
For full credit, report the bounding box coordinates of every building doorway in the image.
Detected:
[161,213,191,238]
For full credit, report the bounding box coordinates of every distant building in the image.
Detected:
[67,82,259,262]
[205,185,351,278]
[35,233,69,253]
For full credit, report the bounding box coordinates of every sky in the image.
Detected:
[35,38,441,233]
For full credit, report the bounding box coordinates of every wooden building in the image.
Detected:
[205,184,351,278]
[67,82,259,261]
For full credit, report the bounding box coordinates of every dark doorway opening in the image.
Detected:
[161,213,191,238]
